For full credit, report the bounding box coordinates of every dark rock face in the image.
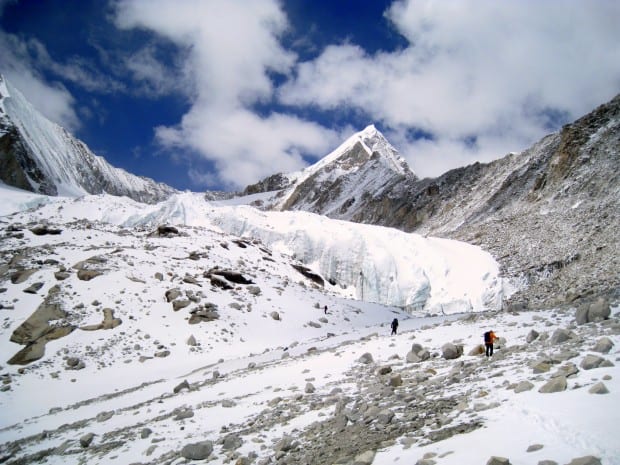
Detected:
[291,265,324,286]
[243,173,292,195]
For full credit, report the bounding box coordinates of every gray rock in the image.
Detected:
[514,380,535,393]
[165,288,181,302]
[96,411,114,422]
[588,299,610,322]
[222,433,243,450]
[172,299,191,311]
[487,457,511,465]
[23,282,44,294]
[538,376,567,393]
[564,457,601,465]
[174,408,194,420]
[377,366,392,375]
[592,337,613,353]
[575,306,590,325]
[441,343,463,360]
[140,428,152,439]
[305,382,316,393]
[187,335,197,346]
[588,382,609,394]
[79,432,95,448]
[247,285,261,296]
[580,354,606,370]
[526,329,540,343]
[527,444,544,452]
[270,311,280,321]
[538,461,558,465]
[359,352,374,364]
[533,362,552,374]
[54,271,71,281]
[389,374,403,387]
[77,270,103,281]
[550,329,573,344]
[181,440,213,460]
[173,380,190,394]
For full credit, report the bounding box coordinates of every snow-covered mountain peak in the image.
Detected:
[246,124,417,216]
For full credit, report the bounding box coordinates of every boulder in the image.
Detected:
[305,382,316,393]
[486,457,510,465]
[588,382,609,394]
[270,311,280,321]
[353,450,376,465]
[468,344,485,356]
[181,441,213,460]
[538,375,567,393]
[173,380,190,394]
[79,433,95,448]
[172,300,191,311]
[165,288,181,302]
[222,433,243,450]
[549,328,573,345]
[186,335,197,346]
[580,354,606,370]
[526,330,540,343]
[576,298,610,325]
[77,270,103,281]
[592,337,613,354]
[157,225,179,237]
[389,374,403,387]
[441,343,463,360]
[514,381,534,393]
[565,457,601,465]
[358,353,374,364]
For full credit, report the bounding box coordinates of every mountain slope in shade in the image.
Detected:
[0,75,176,203]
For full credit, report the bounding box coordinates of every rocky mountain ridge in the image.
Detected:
[0,75,176,203]
[244,95,620,310]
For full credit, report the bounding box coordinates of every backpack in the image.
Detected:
[484,331,491,343]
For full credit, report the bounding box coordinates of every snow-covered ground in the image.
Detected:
[0,185,618,465]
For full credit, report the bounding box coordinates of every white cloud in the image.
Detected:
[279,0,620,178]
[0,33,80,130]
[114,0,343,188]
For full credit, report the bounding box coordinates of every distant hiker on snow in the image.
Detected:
[324,305,328,314]
[484,330,498,357]
[391,318,399,335]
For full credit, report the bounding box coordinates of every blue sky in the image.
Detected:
[1,0,619,192]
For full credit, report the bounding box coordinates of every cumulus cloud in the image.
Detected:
[279,0,620,178]
[0,33,80,130]
[114,0,341,188]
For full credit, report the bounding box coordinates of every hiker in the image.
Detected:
[324,305,328,314]
[391,318,399,335]
[484,330,498,356]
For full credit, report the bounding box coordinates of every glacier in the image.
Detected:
[1,187,505,314]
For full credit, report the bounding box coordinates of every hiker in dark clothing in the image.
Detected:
[324,305,328,314]
[484,330,498,356]
[391,318,399,335]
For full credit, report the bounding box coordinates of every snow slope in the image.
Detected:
[0,185,618,465]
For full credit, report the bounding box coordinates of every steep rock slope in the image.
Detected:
[0,75,176,203]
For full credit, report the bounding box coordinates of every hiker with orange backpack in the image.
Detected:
[484,330,498,357]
